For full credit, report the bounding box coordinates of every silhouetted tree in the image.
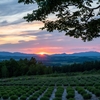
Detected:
[18,0,100,41]
[1,64,9,78]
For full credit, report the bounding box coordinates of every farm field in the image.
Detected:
[0,74,100,100]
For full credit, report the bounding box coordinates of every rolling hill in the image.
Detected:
[0,51,100,66]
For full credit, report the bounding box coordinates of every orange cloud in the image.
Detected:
[0,35,37,45]
[0,21,43,35]
[0,21,44,44]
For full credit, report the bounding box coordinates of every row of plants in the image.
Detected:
[40,86,54,100]
[0,75,100,87]
[54,86,64,100]
[76,86,92,99]
[0,86,41,100]
[28,86,47,100]
[0,85,100,100]
[66,87,75,100]
[85,86,100,97]
[0,75,100,100]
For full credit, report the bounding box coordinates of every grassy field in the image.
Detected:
[0,74,100,100]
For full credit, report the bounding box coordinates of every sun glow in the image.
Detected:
[38,52,47,55]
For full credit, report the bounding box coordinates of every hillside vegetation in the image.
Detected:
[0,57,100,78]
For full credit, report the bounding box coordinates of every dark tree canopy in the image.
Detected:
[18,0,100,41]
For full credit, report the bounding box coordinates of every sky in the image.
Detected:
[0,0,100,54]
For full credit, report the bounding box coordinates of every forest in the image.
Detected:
[0,57,100,78]
[0,57,52,78]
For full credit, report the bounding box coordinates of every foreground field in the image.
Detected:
[0,74,100,100]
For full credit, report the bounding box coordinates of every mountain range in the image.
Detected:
[51,51,100,56]
[0,51,100,66]
[0,51,100,56]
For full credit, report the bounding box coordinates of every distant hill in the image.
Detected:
[0,51,100,66]
[0,51,36,56]
[51,51,100,57]
[70,51,100,56]
[52,53,68,56]
[0,51,100,57]
[52,51,100,56]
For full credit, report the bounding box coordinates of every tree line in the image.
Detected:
[0,57,52,78]
[0,57,100,78]
[52,61,100,73]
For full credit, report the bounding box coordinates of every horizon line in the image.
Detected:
[0,50,99,55]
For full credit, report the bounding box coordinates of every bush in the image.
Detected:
[16,92,22,96]
[44,93,51,97]
[34,92,40,97]
[8,92,14,96]
[83,93,91,99]
[55,93,62,97]
[2,94,9,99]
[53,97,62,100]
[68,98,75,100]
[20,95,27,100]
[67,92,74,99]
[94,89,100,96]
[67,87,75,99]
[40,96,49,100]
[29,96,37,100]
[10,95,18,100]
[28,90,34,94]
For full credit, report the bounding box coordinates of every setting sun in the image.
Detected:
[38,52,47,55]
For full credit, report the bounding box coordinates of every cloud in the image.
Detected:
[0,19,25,26]
[0,20,8,25]
[0,0,13,4]
[0,19,100,54]
[0,35,37,45]
[0,0,100,54]
[0,0,38,27]
[0,0,36,16]
[0,21,43,36]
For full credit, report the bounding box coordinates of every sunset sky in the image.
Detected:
[0,0,100,54]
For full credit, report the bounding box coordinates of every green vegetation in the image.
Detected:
[0,57,52,78]
[10,95,18,100]
[2,94,9,99]
[0,58,100,99]
[54,86,64,100]
[43,86,54,98]
[40,96,49,100]
[53,61,100,73]
[0,74,99,99]
[0,57,100,78]
[66,87,75,99]
[20,95,27,100]
[86,86,100,97]
[76,87,92,99]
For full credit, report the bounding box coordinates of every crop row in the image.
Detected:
[1,85,100,100]
[76,87,92,99]
[0,76,100,86]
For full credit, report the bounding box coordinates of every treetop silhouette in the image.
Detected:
[18,0,100,41]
